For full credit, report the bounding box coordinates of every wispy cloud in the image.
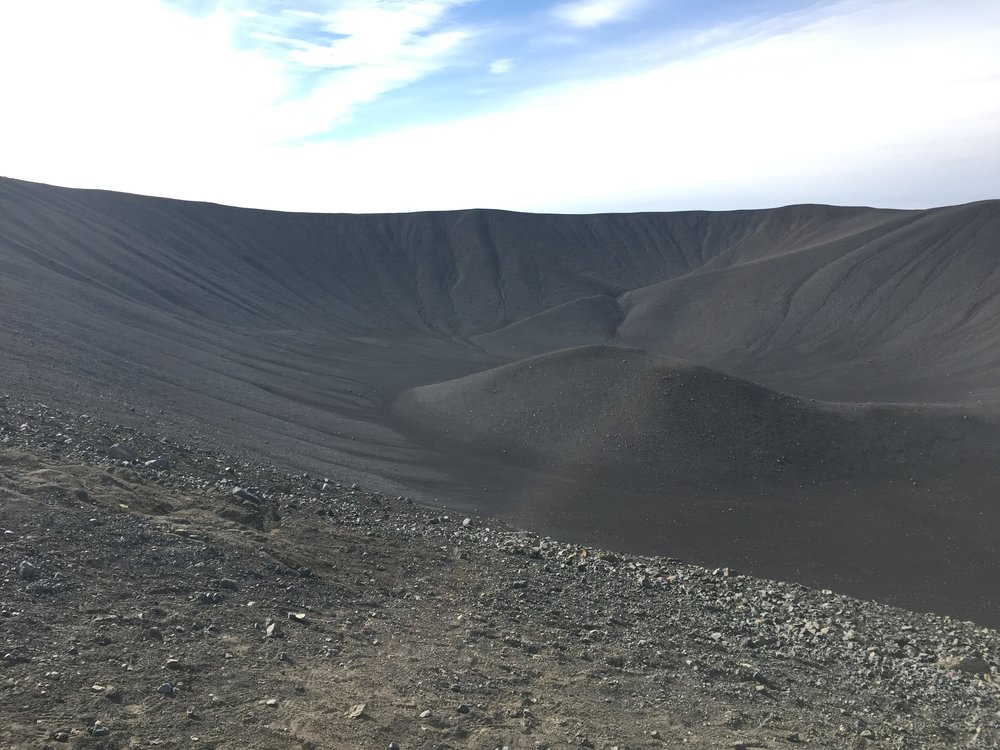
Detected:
[550,0,646,28]
[236,1,476,136]
[284,2,469,70]
[489,58,513,74]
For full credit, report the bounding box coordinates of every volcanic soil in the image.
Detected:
[3,178,1000,622]
[3,398,1000,750]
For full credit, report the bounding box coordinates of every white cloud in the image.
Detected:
[258,0,1000,213]
[0,0,998,212]
[551,0,645,28]
[0,1,473,154]
[489,58,513,74]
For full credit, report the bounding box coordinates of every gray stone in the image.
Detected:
[108,444,135,461]
[233,486,263,504]
[347,702,368,719]
[18,560,39,580]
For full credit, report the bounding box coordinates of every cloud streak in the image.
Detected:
[550,0,646,28]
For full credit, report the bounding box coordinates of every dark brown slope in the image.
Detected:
[3,177,1000,622]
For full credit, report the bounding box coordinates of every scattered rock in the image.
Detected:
[158,682,176,697]
[144,458,172,471]
[347,703,368,719]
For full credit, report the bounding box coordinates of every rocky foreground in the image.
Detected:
[2,396,999,749]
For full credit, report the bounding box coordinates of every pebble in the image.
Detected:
[347,703,368,719]
[158,682,176,697]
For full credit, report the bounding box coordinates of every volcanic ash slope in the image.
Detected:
[393,345,1000,624]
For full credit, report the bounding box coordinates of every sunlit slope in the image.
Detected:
[615,201,1000,404]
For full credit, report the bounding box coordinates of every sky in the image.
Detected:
[0,0,998,213]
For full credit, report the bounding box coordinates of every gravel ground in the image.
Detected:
[2,395,999,749]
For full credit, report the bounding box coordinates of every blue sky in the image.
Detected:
[1,0,998,213]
